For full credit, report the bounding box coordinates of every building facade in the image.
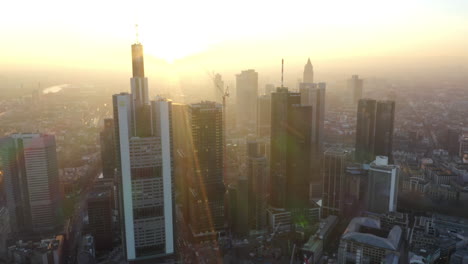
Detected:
[270,88,312,210]
[322,148,350,217]
[1,134,62,235]
[100,118,116,179]
[113,41,175,262]
[236,69,258,128]
[366,156,399,214]
[187,101,225,239]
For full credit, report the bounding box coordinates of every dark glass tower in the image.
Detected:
[270,88,312,210]
[355,99,377,162]
[374,101,395,160]
[355,99,395,163]
[322,148,350,217]
[187,101,225,239]
[100,118,116,179]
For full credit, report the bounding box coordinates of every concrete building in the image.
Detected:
[1,134,62,235]
[337,217,402,264]
[322,147,350,217]
[366,156,399,214]
[236,69,258,128]
[113,41,175,262]
[7,235,64,264]
[301,215,338,264]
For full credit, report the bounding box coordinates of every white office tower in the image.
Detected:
[366,156,399,213]
[113,41,175,263]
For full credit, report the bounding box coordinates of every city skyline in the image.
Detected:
[1,2,468,263]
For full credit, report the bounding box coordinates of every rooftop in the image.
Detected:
[342,217,402,251]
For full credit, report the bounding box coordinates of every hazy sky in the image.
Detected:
[1,0,467,77]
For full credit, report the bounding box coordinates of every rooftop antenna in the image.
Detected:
[281,58,284,88]
[135,24,139,43]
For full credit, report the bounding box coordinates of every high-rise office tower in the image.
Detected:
[355,99,395,162]
[447,127,461,156]
[322,148,350,217]
[303,58,314,83]
[246,140,267,231]
[100,118,116,179]
[366,156,399,214]
[300,82,326,160]
[87,186,113,250]
[270,88,312,210]
[0,134,62,235]
[264,84,275,95]
[348,75,363,105]
[374,101,395,160]
[187,101,225,239]
[113,41,175,262]
[257,95,271,137]
[355,99,377,162]
[236,69,258,128]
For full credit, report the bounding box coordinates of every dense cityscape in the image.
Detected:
[1,2,468,263]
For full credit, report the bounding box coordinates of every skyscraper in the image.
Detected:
[0,134,62,235]
[236,69,258,128]
[322,148,350,217]
[348,75,363,105]
[355,99,395,162]
[187,101,225,239]
[300,82,326,160]
[303,58,314,83]
[113,41,175,262]
[246,140,267,232]
[374,100,395,160]
[299,59,326,186]
[366,156,399,214]
[257,94,271,137]
[87,186,113,250]
[355,99,377,162]
[270,88,312,210]
[100,118,116,179]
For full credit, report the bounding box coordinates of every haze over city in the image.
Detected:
[1,1,468,264]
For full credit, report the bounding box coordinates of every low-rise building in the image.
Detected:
[7,235,64,264]
[337,217,402,264]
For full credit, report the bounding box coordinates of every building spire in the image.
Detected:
[281,58,284,88]
[303,57,314,83]
[135,24,139,44]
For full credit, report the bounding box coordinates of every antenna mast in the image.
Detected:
[135,24,139,43]
[281,58,284,88]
